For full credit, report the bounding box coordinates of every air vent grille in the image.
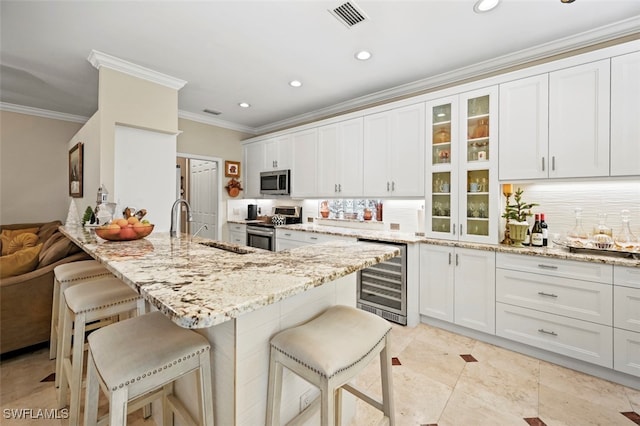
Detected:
[330,2,368,28]
[203,109,221,116]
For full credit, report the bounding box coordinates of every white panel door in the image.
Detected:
[190,159,217,240]
[390,103,425,197]
[549,60,610,178]
[611,50,640,177]
[499,74,549,180]
[419,244,454,322]
[114,125,176,231]
[291,128,318,198]
[454,247,496,334]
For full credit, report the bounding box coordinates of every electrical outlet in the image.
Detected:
[390,223,400,231]
[300,389,312,412]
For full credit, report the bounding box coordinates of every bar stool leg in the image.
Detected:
[84,350,100,426]
[198,350,214,424]
[49,278,61,359]
[56,304,73,410]
[266,347,283,426]
[68,311,87,425]
[321,379,335,426]
[380,334,395,426]
[110,388,129,426]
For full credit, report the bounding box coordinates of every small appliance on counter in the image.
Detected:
[247,204,258,220]
[246,206,302,251]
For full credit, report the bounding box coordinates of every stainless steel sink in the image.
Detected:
[197,240,252,254]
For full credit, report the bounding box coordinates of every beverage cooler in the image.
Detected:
[357,240,407,325]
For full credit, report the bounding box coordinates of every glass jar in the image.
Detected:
[566,208,589,245]
[614,210,638,250]
[593,212,613,237]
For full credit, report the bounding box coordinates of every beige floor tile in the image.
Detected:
[625,386,640,412]
[539,361,633,412]
[395,339,466,388]
[438,384,529,426]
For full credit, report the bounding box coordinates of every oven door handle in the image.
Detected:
[247,227,275,237]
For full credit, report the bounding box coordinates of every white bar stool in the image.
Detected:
[50,260,112,360]
[84,311,214,426]
[266,305,395,426]
[57,276,145,426]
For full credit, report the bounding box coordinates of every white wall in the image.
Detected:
[114,125,176,231]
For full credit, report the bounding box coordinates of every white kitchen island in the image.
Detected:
[60,226,399,425]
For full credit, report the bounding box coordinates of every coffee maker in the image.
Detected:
[247,204,258,220]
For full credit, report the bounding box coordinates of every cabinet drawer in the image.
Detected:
[614,285,640,333]
[496,268,612,326]
[614,266,640,289]
[229,232,246,245]
[496,302,613,368]
[229,224,247,232]
[613,328,640,377]
[496,253,612,284]
[277,229,306,242]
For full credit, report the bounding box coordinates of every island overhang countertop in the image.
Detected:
[59,226,399,329]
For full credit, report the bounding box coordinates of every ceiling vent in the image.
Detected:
[329,2,369,28]
[203,108,222,116]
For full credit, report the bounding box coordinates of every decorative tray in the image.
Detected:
[553,239,640,259]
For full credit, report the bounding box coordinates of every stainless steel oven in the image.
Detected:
[246,224,275,251]
[357,240,407,325]
[246,206,302,251]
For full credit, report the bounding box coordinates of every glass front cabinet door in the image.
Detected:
[426,87,498,243]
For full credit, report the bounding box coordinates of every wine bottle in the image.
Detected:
[540,213,548,247]
[524,227,531,246]
[531,214,543,247]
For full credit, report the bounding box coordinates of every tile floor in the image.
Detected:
[1,322,639,425]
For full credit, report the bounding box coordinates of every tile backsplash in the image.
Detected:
[229,178,639,241]
[509,179,640,239]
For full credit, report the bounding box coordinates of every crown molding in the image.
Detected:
[87,50,187,90]
[0,102,89,123]
[178,110,257,135]
[254,15,640,134]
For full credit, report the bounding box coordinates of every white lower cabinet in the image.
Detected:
[496,253,614,368]
[613,265,640,377]
[419,244,495,334]
[496,303,613,368]
[228,223,246,245]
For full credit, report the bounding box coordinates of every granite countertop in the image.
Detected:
[59,226,400,329]
[276,223,640,268]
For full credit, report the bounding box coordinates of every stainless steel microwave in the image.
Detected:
[260,170,290,195]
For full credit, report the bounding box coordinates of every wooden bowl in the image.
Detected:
[95,224,154,241]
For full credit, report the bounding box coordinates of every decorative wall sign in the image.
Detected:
[69,142,84,197]
[225,160,241,178]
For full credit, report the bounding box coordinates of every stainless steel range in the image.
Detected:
[246,206,302,251]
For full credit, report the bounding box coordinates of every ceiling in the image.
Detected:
[1,1,640,135]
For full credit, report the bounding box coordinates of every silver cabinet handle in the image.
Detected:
[452,223,456,235]
[309,236,318,240]
[537,291,558,298]
[460,224,463,235]
[335,184,338,192]
[542,157,545,172]
[537,264,558,270]
[392,181,395,191]
[455,253,459,266]
[338,184,342,192]
[552,156,556,171]
[284,233,292,236]
[538,328,558,336]
[448,252,452,265]
[387,182,390,191]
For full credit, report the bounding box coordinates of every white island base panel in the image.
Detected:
[154,274,358,425]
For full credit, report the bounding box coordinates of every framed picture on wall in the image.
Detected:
[225,160,241,178]
[69,142,84,197]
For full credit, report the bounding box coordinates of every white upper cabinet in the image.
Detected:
[264,135,292,171]
[363,103,425,197]
[499,74,549,180]
[291,128,318,198]
[317,117,364,197]
[548,59,610,178]
[611,50,640,177]
[499,60,611,180]
[243,141,265,198]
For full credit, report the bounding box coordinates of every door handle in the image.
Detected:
[452,223,456,235]
[552,156,556,171]
[455,253,459,266]
[335,184,338,193]
[537,264,558,270]
[387,182,390,191]
[391,181,395,191]
[338,184,342,192]
[537,291,558,298]
[448,252,452,265]
[542,157,545,172]
[538,328,558,336]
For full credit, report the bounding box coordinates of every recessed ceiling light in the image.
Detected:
[473,0,500,13]
[238,102,251,108]
[355,50,372,61]
[289,80,302,88]
[560,0,575,3]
